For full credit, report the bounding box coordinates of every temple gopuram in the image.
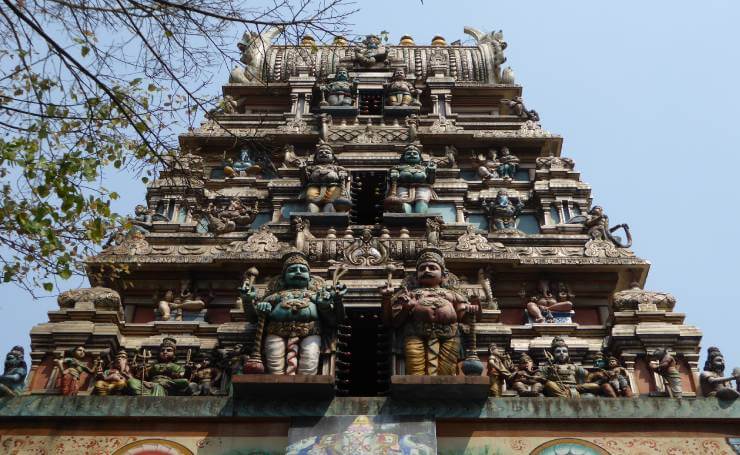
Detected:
[1,27,739,455]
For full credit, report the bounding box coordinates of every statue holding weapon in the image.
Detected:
[540,337,601,398]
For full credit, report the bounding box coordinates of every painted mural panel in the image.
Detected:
[286,415,436,454]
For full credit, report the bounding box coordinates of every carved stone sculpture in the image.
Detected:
[353,34,388,66]
[584,352,633,398]
[57,287,122,313]
[648,348,682,398]
[223,148,261,177]
[496,147,520,179]
[484,190,525,231]
[463,27,509,83]
[536,151,575,171]
[385,144,437,214]
[344,228,389,266]
[700,347,739,399]
[320,67,356,107]
[383,248,479,376]
[488,343,513,397]
[155,280,209,321]
[522,280,574,324]
[56,346,96,396]
[541,336,602,398]
[0,346,27,397]
[241,252,346,375]
[501,96,539,122]
[508,353,544,397]
[572,206,633,249]
[384,68,420,107]
[299,142,352,213]
[202,199,259,235]
[613,282,676,312]
[191,352,222,396]
[477,149,500,180]
[93,350,131,396]
[127,338,198,396]
[229,27,282,83]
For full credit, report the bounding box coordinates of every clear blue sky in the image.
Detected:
[1,0,738,372]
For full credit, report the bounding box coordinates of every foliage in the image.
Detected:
[0,0,355,294]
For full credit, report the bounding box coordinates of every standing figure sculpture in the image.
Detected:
[508,353,544,397]
[127,338,198,396]
[299,142,352,213]
[0,346,27,397]
[496,147,520,180]
[241,252,346,375]
[487,343,513,397]
[484,190,525,231]
[541,337,601,398]
[320,67,356,107]
[93,350,132,396]
[649,348,682,398]
[383,248,479,376]
[385,144,437,214]
[384,68,421,107]
[56,346,96,396]
[700,347,739,399]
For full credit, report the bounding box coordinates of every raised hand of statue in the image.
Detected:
[332,283,348,300]
[389,169,400,181]
[398,293,417,313]
[426,160,437,171]
[255,301,272,314]
[239,284,258,305]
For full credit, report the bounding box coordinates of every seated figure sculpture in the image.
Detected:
[383,248,479,376]
[385,144,437,214]
[477,149,500,181]
[524,280,574,323]
[299,142,351,213]
[700,346,739,399]
[93,349,131,396]
[0,346,27,397]
[384,68,420,107]
[541,336,602,398]
[127,338,198,396]
[320,66,356,107]
[484,189,525,231]
[508,353,544,397]
[241,252,346,375]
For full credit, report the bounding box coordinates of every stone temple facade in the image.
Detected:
[1,28,738,455]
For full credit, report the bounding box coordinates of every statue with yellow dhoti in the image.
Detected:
[298,142,351,213]
[382,248,478,376]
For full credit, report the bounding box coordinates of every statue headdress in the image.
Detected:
[704,346,723,371]
[550,336,568,350]
[281,250,310,273]
[161,337,178,349]
[416,247,445,270]
[518,353,534,364]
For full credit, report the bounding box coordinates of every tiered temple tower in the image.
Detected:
[2,28,738,455]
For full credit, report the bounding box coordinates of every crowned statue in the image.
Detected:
[384,68,420,107]
[241,251,346,375]
[0,346,27,397]
[383,248,479,376]
[385,144,437,214]
[299,142,352,213]
[541,336,602,398]
[320,66,356,107]
[127,338,198,396]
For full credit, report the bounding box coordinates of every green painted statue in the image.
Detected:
[241,252,346,375]
[127,338,198,396]
[320,66,355,106]
[385,144,437,214]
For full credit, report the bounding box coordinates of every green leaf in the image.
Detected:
[43,282,53,292]
[81,46,90,57]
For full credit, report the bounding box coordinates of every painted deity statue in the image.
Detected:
[524,280,574,323]
[223,147,261,177]
[155,280,207,321]
[93,350,132,396]
[584,352,633,398]
[487,343,513,397]
[353,34,388,66]
[127,338,198,396]
[477,149,500,180]
[386,144,437,214]
[320,67,356,106]
[649,348,682,398]
[541,337,602,398]
[384,68,420,107]
[56,346,96,396]
[383,248,479,376]
[700,347,739,399]
[508,353,544,397]
[299,142,351,213]
[0,346,27,397]
[576,205,632,249]
[484,189,524,231]
[242,252,346,375]
[496,147,520,179]
[191,352,222,396]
